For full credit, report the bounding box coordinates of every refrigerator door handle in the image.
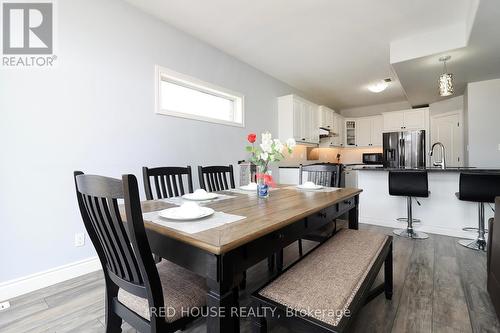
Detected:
[399,137,405,168]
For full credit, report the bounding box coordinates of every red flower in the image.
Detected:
[247,133,256,143]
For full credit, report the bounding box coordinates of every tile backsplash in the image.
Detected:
[281,145,383,166]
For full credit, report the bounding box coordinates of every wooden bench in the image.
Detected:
[251,228,393,332]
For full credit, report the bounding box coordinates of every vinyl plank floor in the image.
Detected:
[1,224,499,333]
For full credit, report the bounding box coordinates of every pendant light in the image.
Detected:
[438,56,454,97]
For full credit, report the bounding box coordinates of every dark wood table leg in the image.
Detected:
[206,279,240,333]
[348,195,359,230]
[206,254,241,333]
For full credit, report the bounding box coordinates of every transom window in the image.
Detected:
[155,66,244,127]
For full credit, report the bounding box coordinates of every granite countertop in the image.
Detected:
[356,167,500,173]
[278,162,342,168]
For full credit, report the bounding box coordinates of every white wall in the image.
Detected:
[466,78,500,167]
[340,100,411,118]
[0,0,309,284]
[429,95,464,116]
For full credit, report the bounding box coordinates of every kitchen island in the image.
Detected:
[357,168,499,238]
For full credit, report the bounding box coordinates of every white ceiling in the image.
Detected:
[125,0,473,109]
[392,0,500,106]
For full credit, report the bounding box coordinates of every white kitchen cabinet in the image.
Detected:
[344,169,358,188]
[345,119,356,146]
[356,117,372,147]
[382,111,405,131]
[278,94,319,144]
[346,115,383,147]
[371,115,383,146]
[319,106,335,130]
[404,109,427,130]
[331,113,344,147]
[382,108,428,131]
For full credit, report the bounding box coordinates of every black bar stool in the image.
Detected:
[457,173,500,251]
[389,170,429,239]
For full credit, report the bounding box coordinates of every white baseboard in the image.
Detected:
[0,257,102,301]
[360,216,472,239]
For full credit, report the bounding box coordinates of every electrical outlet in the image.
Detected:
[74,233,85,247]
[0,301,10,311]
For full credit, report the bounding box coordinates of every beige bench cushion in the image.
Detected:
[118,260,207,323]
[259,228,388,327]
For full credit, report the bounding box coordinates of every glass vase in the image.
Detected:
[257,166,270,198]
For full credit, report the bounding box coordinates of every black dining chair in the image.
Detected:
[299,164,341,188]
[74,171,206,333]
[142,166,194,200]
[198,165,235,192]
[297,164,342,257]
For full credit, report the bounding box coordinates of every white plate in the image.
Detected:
[182,192,218,201]
[239,184,258,191]
[158,207,215,221]
[296,184,324,190]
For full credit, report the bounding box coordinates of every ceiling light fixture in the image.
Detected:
[368,78,391,93]
[438,55,454,97]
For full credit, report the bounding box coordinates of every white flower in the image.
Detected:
[260,152,269,161]
[273,139,284,152]
[260,141,272,153]
[262,132,272,144]
[286,138,296,149]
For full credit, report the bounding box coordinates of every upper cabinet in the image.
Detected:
[382,108,429,131]
[318,106,344,147]
[331,113,344,147]
[356,118,371,147]
[345,119,357,147]
[278,94,319,145]
[319,106,335,130]
[353,115,383,147]
[371,115,383,146]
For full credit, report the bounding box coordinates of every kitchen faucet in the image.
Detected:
[429,142,446,169]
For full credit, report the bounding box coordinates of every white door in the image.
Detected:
[404,109,427,130]
[371,116,383,146]
[356,118,372,147]
[430,112,463,167]
[383,111,405,131]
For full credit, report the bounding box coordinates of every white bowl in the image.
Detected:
[182,189,218,201]
[159,202,214,221]
[297,182,324,190]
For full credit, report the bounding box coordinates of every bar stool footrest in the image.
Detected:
[458,238,487,251]
[393,229,429,240]
[462,227,488,233]
[396,217,421,224]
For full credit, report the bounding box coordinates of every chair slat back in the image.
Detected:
[143,166,194,200]
[198,165,235,192]
[299,164,341,187]
[74,172,162,301]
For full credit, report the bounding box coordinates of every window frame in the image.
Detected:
[155,65,245,127]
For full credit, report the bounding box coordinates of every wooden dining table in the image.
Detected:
[129,185,362,333]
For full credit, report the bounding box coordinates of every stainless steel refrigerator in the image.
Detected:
[383,130,426,168]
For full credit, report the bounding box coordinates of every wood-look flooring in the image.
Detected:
[1,224,499,333]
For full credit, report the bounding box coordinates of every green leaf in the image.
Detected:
[245,146,253,152]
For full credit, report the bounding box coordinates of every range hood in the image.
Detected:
[319,127,340,138]
[319,127,330,137]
